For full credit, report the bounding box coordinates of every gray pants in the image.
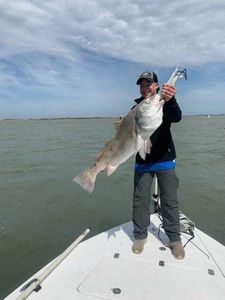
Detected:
[133,169,181,242]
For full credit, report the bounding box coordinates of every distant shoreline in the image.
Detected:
[0,114,224,121]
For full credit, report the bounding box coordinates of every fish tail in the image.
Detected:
[73,168,97,193]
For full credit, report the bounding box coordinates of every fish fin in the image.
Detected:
[73,169,96,193]
[145,139,152,154]
[138,140,152,159]
[138,147,146,160]
[106,164,118,176]
[113,119,122,130]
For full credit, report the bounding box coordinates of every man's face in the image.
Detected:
[139,79,159,99]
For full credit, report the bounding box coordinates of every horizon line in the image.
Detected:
[0,114,224,121]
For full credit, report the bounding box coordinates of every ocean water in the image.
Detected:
[0,116,225,298]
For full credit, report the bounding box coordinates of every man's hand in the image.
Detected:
[161,84,176,101]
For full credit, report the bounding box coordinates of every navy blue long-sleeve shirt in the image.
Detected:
[133,96,182,164]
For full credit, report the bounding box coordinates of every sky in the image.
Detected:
[0,0,225,118]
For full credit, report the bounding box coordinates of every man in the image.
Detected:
[132,71,185,260]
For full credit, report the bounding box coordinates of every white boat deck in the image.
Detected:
[5,213,225,300]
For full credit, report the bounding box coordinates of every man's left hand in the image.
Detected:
[161,84,176,101]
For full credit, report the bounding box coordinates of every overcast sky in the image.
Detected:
[0,0,225,118]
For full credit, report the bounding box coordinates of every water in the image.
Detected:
[0,116,225,298]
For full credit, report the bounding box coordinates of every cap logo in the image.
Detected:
[141,72,153,79]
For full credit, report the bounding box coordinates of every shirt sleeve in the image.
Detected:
[163,96,182,123]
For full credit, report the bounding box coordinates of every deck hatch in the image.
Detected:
[77,255,223,299]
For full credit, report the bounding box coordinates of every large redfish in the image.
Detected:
[73,68,186,193]
[73,94,163,193]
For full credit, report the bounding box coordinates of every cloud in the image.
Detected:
[1,1,225,117]
[1,0,225,66]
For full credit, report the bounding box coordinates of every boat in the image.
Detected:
[5,178,225,300]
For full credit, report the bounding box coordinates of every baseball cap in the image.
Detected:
[136,71,158,85]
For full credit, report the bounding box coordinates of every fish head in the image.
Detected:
[134,94,163,137]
